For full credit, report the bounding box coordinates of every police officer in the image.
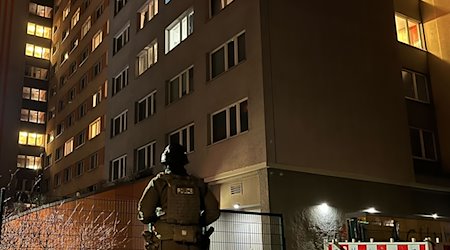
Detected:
[138,143,220,250]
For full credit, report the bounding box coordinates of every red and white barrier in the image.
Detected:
[326,242,432,250]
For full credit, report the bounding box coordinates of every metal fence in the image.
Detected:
[210,210,285,250]
[1,199,285,249]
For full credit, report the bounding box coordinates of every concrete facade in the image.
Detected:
[43,0,110,199]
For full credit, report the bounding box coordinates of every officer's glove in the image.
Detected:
[142,230,159,250]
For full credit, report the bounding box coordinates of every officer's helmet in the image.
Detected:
[161,143,189,166]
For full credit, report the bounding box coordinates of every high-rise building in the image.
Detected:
[42,0,109,199]
[0,0,53,201]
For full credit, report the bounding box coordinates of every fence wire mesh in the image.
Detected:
[0,199,284,249]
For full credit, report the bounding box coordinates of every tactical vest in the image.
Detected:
[161,174,203,225]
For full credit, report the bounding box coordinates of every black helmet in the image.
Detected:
[161,143,189,166]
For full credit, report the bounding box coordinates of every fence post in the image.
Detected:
[0,187,5,240]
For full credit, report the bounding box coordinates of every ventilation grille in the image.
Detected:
[230,183,243,196]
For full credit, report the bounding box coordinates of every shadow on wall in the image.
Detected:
[291,203,345,250]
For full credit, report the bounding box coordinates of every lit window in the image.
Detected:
[27,23,36,35]
[25,43,51,60]
[64,138,74,156]
[23,87,47,102]
[63,4,70,21]
[29,3,52,18]
[410,127,437,161]
[211,98,248,143]
[92,30,103,51]
[110,155,127,181]
[113,24,130,54]
[81,17,91,38]
[25,65,48,80]
[18,131,45,146]
[20,109,46,124]
[169,123,194,153]
[166,8,194,53]
[211,0,234,16]
[47,131,55,144]
[136,90,156,122]
[138,0,158,30]
[402,70,429,103]
[25,44,34,56]
[92,88,102,108]
[112,110,128,137]
[395,13,424,49]
[137,40,158,75]
[136,141,155,172]
[27,23,52,39]
[71,8,80,28]
[210,31,245,79]
[115,0,128,14]
[113,67,129,95]
[89,117,102,139]
[17,155,42,170]
[61,51,69,64]
[168,66,193,103]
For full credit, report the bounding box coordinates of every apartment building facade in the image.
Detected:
[42,0,109,199]
[106,0,450,248]
[0,0,53,201]
[1,0,449,248]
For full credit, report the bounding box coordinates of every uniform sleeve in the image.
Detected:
[202,187,220,226]
[137,177,160,224]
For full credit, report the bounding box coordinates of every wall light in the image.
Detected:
[233,203,240,209]
[363,207,380,214]
[318,203,330,214]
[418,213,441,219]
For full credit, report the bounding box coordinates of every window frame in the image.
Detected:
[210,98,248,144]
[137,40,158,76]
[169,123,195,153]
[135,141,156,172]
[138,0,158,30]
[168,66,194,104]
[81,17,92,39]
[165,8,194,53]
[209,31,246,79]
[114,0,128,15]
[113,66,129,95]
[136,90,156,122]
[71,8,80,28]
[110,155,127,181]
[89,117,102,139]
[410,127,438,161]
[92,30,103,51]
[112,110,128,137]
[394,13,425,50]
[113,23,130,54]
[401,69,430,104]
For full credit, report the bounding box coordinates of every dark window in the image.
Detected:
[212,110,226,142]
